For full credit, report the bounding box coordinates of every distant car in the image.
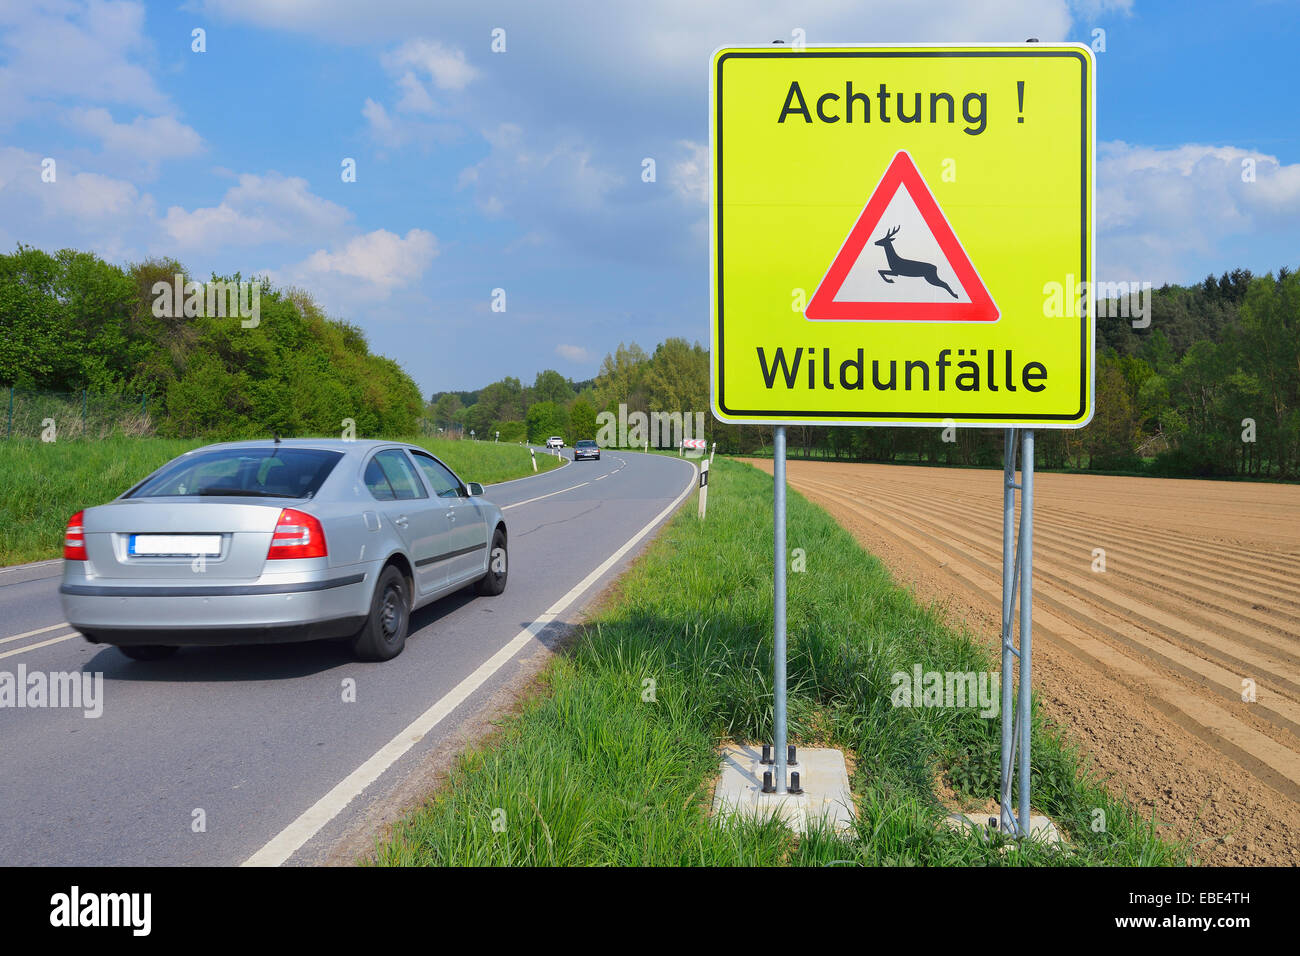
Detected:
[59,439,508,663]
[573,439,600,461]
[546,436,564,449]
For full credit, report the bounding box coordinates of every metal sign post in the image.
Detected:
[773,425,789,792]
[999,428,1035,838]
[999,428,1017,834]
[1017,430,1035,834]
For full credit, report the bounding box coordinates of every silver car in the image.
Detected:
[59,439,509,662]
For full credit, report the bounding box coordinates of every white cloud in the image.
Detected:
[459,126,625,253]
[1098,141,1300,282]
[382,38,478,92]
[1069,0,1134,18]
[361,98,399,144]
[160,172,352,248]
[0,1,169,126]
[47,170,148,220]
[200,1,1075,74]
[207,0,1080,263]
[65,108,204,173]
[361,37,478,147]
[394,72,436,114]
[669,140,708,205]
[555,344,594,363]
[280,228,439,294]
[0,146,155,258]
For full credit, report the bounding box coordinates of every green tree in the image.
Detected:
[477,377,525,423]
[594,342,649,410]
[567,398,597,443]
[533,369,575,406]
[431,393,463,429]
[643,337,708,414]
[1086,356,1142,469]
[526,401,568,443]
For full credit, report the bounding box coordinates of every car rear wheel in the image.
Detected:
[475,528,508,596]
[351,565,410,661]
[118,644,178,661]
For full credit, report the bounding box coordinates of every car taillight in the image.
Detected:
[267,508,327,559]
[63,510,87,560]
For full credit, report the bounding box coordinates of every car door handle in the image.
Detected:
[394,515,408,528]
[445,510,456,521]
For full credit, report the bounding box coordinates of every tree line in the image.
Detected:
[426,338,709,447]
[0,245,423,439]
[5,242,1292,478]
[438,267,1298,479]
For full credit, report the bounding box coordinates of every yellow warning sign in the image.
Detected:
[710,44,1095,427]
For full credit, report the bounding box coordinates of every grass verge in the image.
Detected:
[373,457,1186,866]
[0,436,561,566]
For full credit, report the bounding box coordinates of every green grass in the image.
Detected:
[413,438,564,486]
[373,458,1188,867]
[0,436,562,566]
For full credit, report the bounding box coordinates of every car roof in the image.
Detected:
[191,438,424,455]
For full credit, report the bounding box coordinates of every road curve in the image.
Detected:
[0,447,697,865]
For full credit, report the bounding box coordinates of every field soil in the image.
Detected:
[745,458,1300,865]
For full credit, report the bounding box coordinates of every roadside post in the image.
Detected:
[531,447,538,472]
[709,44,1094,832]
[710,441,716,463]
[698,459,710,519]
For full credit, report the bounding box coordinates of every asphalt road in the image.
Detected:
[0,446,697,865]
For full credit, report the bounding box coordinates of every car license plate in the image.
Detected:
[128,534,222,556]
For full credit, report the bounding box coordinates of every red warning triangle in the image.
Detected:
[805,150,999,323]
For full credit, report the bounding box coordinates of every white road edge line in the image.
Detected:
[0,632,79,661]
[0,622,72,645]
[502,482,590,510]
[242,456,697,868]
[0,559,60,576]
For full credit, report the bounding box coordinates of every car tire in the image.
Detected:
[118,644,178,661]
[475,528,508,596]
[351,565,410,661]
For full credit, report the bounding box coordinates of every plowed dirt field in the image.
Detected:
[746,459,1300,865]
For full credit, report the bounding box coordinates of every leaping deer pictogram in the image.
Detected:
[874,225,959,299]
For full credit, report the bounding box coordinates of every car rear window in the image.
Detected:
[576,440,596,447]
[126,448,343,499]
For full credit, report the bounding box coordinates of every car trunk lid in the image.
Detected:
[79,499,295,580]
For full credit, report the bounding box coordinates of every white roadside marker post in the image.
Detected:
[531,447,537,472]
[698,460,709,519]
[710,441,716,463]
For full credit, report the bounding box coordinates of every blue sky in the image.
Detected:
[1,1,1297,396]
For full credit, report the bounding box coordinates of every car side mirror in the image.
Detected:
[466,482,484,497]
